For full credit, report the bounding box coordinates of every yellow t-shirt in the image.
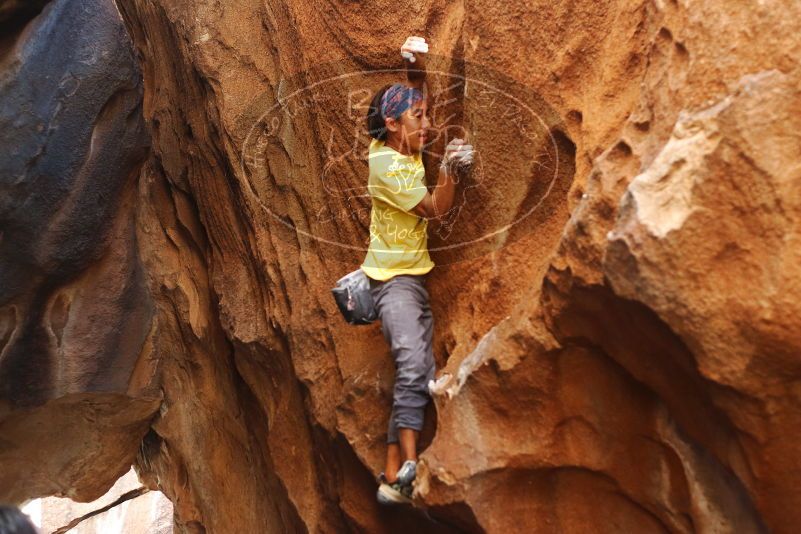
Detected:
[360,138,435,281]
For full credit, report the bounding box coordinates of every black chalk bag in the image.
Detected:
[331,268,378,325]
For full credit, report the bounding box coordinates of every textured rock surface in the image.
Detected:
[2,0,801,532]
[0,0,157,504]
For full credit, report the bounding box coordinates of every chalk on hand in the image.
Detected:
[401,39,428,63]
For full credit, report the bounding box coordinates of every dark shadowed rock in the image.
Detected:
[0,0,157,503]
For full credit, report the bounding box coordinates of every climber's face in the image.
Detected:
[386,99,430,154]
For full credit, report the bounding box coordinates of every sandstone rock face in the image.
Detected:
[2,0,801,532]
[0,0,158,504]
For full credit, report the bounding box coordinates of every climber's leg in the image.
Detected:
[384,443,402,483]
[399,428,419,462]
[395,301,433,485]
[383,424,417,482]
[370,273,436,491]
[387,404,400,444]
[372,274,436,448]
[393,284,435,462]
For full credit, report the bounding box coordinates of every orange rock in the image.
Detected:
[3,0,801,531]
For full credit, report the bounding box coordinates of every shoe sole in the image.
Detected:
[376,483,411,505]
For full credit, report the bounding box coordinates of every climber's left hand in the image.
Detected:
[401,36,428,64]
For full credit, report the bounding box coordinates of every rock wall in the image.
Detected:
[0,0,157,504]
[1,0,800,532]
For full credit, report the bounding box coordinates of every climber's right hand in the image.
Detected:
[441,138,474,173]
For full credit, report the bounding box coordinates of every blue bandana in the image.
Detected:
[380,83,423,120]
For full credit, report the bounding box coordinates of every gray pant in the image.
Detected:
[369,274,436,444]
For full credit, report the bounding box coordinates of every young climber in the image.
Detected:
[360,35,473,505]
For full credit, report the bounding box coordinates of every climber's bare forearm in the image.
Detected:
[404,55,426,91]
[413,165,455,219]
[432,165,456,217]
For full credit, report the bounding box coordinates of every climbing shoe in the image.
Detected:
[376,472,413,506]
[396,460,417,486]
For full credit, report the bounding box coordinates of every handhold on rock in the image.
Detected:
[428,373,453,397]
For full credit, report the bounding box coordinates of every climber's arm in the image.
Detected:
[402,36,427,92]
[412,138,472,219]
[412,164,455,220]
